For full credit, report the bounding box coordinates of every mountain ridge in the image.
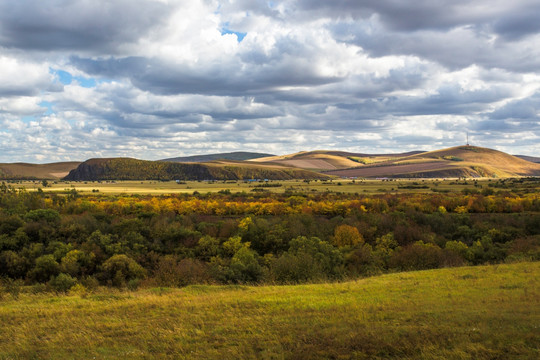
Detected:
[161,151,275,163]
[1,147,539,180]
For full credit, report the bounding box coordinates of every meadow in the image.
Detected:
[0,262,538,359]
[10,177,539,195]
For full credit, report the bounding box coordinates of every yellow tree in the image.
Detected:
[332,224,364,248]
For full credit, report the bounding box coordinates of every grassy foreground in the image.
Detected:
[1,262,538,359]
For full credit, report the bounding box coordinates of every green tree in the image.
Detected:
[271,236,343,283]
[228,246,263,283]
[49,273,77,293]
[29,254,60,282]
[100,254,146,287]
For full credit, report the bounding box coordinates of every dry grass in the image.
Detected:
[253,153,360,170]
[0,162,80,180]
[1,262,538,359]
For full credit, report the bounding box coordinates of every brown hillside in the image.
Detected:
[325,146,540,178]
[253,151,386,170]
[0,162,81,180]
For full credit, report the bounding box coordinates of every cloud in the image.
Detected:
[0,0,168,53]
[1,0,540,162]
[0,56,59,97]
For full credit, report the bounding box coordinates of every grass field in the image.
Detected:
[9,177,538,195]
[1,262,538,359]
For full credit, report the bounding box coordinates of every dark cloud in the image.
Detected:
[331,20,540,72]
[492,3,540,40]
[72,55,343,96]
[0,0,167,52]
[488,91,540,121]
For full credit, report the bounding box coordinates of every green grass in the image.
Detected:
[1,262,538,359]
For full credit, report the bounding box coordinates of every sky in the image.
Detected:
[1,0,540,163]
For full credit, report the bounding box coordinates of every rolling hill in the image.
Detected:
[252,150,423,171]
[3,146,539,181]
[161,151,275,163]
[324,146,540,178]
[0,162,81,180]
[515,155,540,163]
[63,158,329,181]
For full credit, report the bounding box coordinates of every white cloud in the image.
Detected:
[0,0,539,162]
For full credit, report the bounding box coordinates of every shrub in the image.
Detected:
[345,244,381,276]
[151,256,211,287]
[390,241,445,271]
[29,254,60,282]
[49,273,77,293]
[270,236,344,283]
[100,254,146,287]
[227,246,263,283]
[0,250,27,278]
[24,209,60,224]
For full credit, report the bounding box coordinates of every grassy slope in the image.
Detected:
[0,162,81,180]
[252,151,423,171]
[407,146,540,176]
[326,146,540,178]
[1,262,538,359]
[516,155,540,164]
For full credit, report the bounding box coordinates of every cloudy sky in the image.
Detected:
[1,0,540,163]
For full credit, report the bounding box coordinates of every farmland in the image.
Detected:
[8,176,540,195]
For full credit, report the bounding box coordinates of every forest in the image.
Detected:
[1,180,539,293]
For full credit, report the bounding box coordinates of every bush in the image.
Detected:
[49,273,77,293]
[1,277,24,299]
[24,209,60,224]
[345,244,381,276]
[100,254,146,287]
[390,241,445,271]
[270,236,344,283]
[29,254,60,282]
[227,246,263,283]
[0,250,27,278]
[150,256,211,287]
[69,283,89,297]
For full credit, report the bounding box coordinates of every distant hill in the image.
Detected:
[324,146,540,178]
[0,162,81,180]
[161,151,275,163]
[252,150,424,171]
[4,147,539,181]
[515,155,540,164]
[63,158,329,181]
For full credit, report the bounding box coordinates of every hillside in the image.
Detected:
[252,150,423,171]
[0,162,81,180]
[325,146,540,178]
[1,262,538,359]
[516,154,540,163]
[63,158,329,181]
[162,151,275,163]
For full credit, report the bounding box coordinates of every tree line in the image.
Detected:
[1,182,539,293]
